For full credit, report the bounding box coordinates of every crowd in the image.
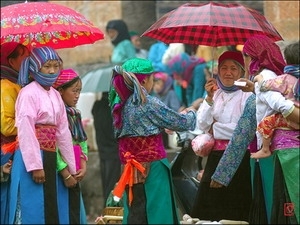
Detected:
[1,15,299,225]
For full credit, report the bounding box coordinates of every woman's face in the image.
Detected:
[59,79,82,107]
[218,60,243,86]
[107,28,118,41]
[142,74,154,93]
[9,46,30,72]
[40,60,61,74]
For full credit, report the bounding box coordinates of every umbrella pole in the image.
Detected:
[211,47,216,78]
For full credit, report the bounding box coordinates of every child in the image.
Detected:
[53,68,88,224]
[251,41,300,159]
[152,71,182,112]
[9,46,76,224]
[152,71,182,148]
[109,58,196,224]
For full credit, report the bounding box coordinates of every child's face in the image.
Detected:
[59,79,82,107]
[142,74,154,93]
[40,60,60,74]
[152,79,164,94]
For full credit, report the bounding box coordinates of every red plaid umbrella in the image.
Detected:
[142,2,283,46]
[1,1,104,49]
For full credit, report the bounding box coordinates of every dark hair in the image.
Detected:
[59,77,81,90]
[106,19,131,46]
[8,44,28,60]
[284,41,299,65]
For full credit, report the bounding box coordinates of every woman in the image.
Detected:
[9,46,76,224]
[243,35,299,224]
[0,42,30,224]
[211,36,299,224]
[106,19,136,65]
[190,51,253,221]
[109,58,196,224]
[53,69,88,224]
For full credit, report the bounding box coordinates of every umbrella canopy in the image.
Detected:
[1,1,104,49]
[142,2,283,46]
[80,64,114,93]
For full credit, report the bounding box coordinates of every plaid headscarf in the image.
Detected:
[18,46,62,87]
[242,35,286,76]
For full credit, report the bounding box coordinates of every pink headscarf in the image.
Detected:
[1,42,20,66]
[242,35,286,76]
[53,68,79,89]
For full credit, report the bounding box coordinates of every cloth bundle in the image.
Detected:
[191,133,215,157]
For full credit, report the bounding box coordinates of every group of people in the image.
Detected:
[1,15,299,225]
[1,43,89,223]
[93,22,299,225]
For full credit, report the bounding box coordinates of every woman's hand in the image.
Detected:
[236,78,255,93]
[60,167,77,188]
[205,77,217,98]
[74,159,87,182]
[2,160,12,174]
[32,169,45,184]
[210,179,224,188]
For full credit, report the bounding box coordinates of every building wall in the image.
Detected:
[264,1,299,42]
[51,1,299,70]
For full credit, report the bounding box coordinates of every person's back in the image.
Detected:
[148,41,170,74]
[91,92,121,206]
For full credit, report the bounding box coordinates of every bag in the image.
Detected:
[191,133,215,157]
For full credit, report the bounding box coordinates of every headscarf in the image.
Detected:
[242,35,286,76]
[1,42,20,66]
[167,52,205,88]
[106,19,131,46]
[53,68,79,89]
[0,42,23,83]
[217,51,245,93]
[109,58,154,128]
[18,46,62,87]
[153,71,173,95]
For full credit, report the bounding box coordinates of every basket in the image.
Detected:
[103,207,124,216]
[97,207,124,224]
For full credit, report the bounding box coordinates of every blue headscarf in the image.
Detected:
[18,46,62,87]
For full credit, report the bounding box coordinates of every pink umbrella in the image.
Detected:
[142,2,283,46]
[1,1,105,49]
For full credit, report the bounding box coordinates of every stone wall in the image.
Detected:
[264,1,299,42]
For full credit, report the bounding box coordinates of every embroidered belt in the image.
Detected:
[212,139,229,151]
[35,124,56,152]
